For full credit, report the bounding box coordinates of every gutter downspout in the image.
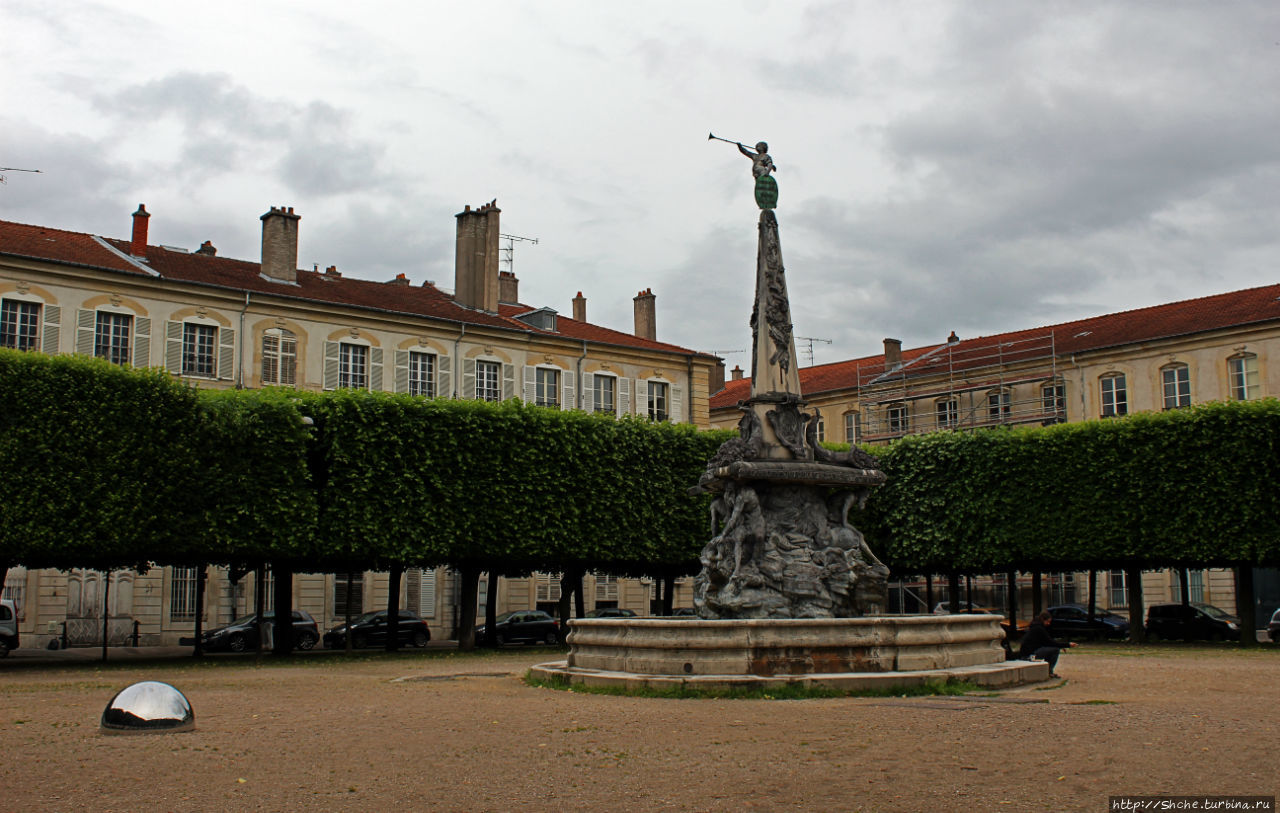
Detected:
[686,355,695,425]
[1071,354,1086,419]
[236,292,250,389]
[576,340,588,410]
[453,324,466,399]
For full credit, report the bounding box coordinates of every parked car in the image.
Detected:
[194,610,320,652]
[1146,602,1241,642]
[670,607,698,617]
[1046,604,1131,640]
[476,610,559,645]
[0,599,18,656]
[324,610,431,649]
[1267,608,1280,643]
[932,602,999,615]
[585,608,637,618]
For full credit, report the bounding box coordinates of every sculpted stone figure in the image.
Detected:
[737,141,776,178]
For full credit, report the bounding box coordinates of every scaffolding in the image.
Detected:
[857,331,1064,442]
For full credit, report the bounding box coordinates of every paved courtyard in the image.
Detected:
[0,643,1275,811]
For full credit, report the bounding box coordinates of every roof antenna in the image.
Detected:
[500,233,539,276]
[0,166,42,185]
[796,336,832,367]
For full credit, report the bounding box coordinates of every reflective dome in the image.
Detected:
[100,681,194,734]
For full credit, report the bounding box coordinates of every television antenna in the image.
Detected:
[796,335,831,366]
[500,233,538,275]
[0,166,41,185]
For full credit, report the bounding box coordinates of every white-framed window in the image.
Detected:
[536,367,559,407]
[594,574,618,602]
[1042,382,1065,416]
[1108,570,1128,608]
[1161,363,1191,409]
[0,299,40,351]
[182,323,217,377]
[844,411,860,443]
[887,403,908,434]
[334,573,363,617]
[1171,570,1205,604]
[169,566,199,622]
[987,389,1011,422]
[476,360,501,401]
[95,311,132,365]
[339,343,368,389]
[535,572,562,603]
[647,381,669,421]
[409,351,436,397]
[1228,354,1259,401]
[936,398,958,429]
[1100,373,1128,417]
[815,417,826,442]
[262,328,298,386]
[594,374,616,414]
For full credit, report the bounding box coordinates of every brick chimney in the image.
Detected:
[195,240,216,256]
[130,204,150,257]
[633,287,656,340]
[388,273,410,286]
[260,206,300,284]
[731,364,744,381]
[454,200,501,312]
[572,291,586,322]
[712,359,726,394]
[499,270,519,305]
[883,338,902,370]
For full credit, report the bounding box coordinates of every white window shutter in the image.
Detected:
[370,347,384,391]
[132,317,150,368]
[218,326,235,380]
[636,378,647,416]
[165,321,183,373]
[671,385,684,423]
[41,305,60,355]
[618,376,631,417]
[323,341,339,390]
[523,365,536,404]
[394,350,409,393]
[438,355,452,398]
[502,363,515,401]
[562,370,574,411]
[76,309,95,356]
[463,358,476,399]
[419,569,436,618]
[580,372,594,409]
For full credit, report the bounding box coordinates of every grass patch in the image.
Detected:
[524,671,983,700]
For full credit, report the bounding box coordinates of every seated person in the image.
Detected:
[1018,610,1077,677]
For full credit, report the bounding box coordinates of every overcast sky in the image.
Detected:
[3,2,1278,366]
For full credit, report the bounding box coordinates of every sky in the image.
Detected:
[3,1,1278,367]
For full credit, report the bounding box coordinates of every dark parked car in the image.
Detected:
[195,610,319,652]
[323,610,431,649]
[670,607,698,617]
[585,608,636,618]
[0,599,18,656]
[1267,608,1279,643]
[1046,604,1130,640]
[476,610,560,645]
[1146,602,1241,642]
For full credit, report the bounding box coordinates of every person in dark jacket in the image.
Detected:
[1018,610,1077,677]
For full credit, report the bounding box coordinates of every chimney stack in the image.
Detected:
[454,200,501,312]
[260,206,301,284]
[388,273,410,286]
[499,270,519,305]
[712,359,726,394]
[195,240,216,256]
[572,291,586,322]
[633,287,656,340]
[883,338,902,370]
[731,364,744,381]
[130,204,150,257]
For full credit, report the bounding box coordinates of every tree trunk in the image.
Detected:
[1031,571,1043,617]
[947,571,960,613]
[192,565,207,658]
[101,570,111,663]
[1179,568,1191,607]
[925,574,934,612]
[344,570,355,654]
[662,575,675,616]
[483,571,499,648]
[557,572,573,633]
[255,564,266,657]
[1125,566,1145,643]
[1087,570,1097,622]
[386,562,403,652]
[1234,564,1257,648]
[456,566,480,651]
[1005,569,1017,631]
[572,570,586,619]
[272,564,293,655]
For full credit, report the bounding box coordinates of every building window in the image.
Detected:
[593,374,616,414]
[94,312,132,366]
[815,418,825,442]
[936,398,958,429]
[535,573,562,603]
[536,367,559,408]
[1108,570,1128,608]
[169,566,199,622]
[1171,570,1205,604]
[647,381,669,421]
[1042,382,1065,416]
[987,389,1011,422]
[339,343,368,389]
[887,403,908,434]
[262,329,297,386]
[1100,373,1127,417]
[409,351,436,397]
[844,411,860,443]
[0,299,40,351]
[334,573,363,617]
[1161,363,1191,409]
[182,323,217,377]
[1228,354,1259,401]
[476,360,501,402]
[595,574,619,603]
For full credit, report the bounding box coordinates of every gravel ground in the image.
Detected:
[0,643,1275,812]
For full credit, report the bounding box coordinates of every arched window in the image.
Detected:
[1160,363,1190,409]
[1100,373,1127,417]
[1228,353,1259,401]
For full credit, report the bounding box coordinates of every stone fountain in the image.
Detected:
[532,140,1046,691]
